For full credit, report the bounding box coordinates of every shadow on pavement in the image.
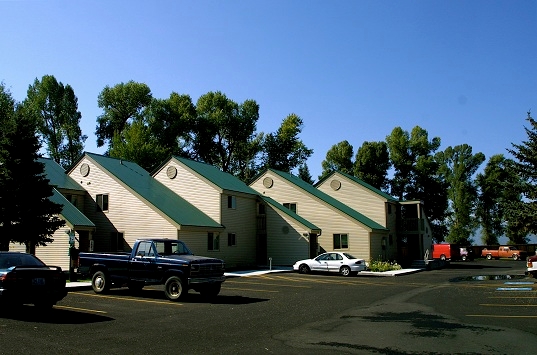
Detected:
[0,305,114,324]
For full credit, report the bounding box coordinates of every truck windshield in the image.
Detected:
[154,240,193,256]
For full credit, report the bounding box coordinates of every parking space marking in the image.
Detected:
[479,303,537,307]
[504,281,534,285]
[55,305,107,314]
[224,287,279,293]
[467,314,537,318]
[226,280,310,288]
[496,287,533,291]
[70,292,183,306]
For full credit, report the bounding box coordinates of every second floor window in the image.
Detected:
[228,233,236,246]
[96,194,109,212]
[227,195,236,209]
[283,203,297,214]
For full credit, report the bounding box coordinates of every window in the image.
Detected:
[96,194,109,212]
[333,234,349,249]
[283,203,297,214]
[258,203,266,215]
[227,195,236,209]
[228,233,236,247]
[208,232,220,251]
[135,240,155,257]
[110,232,124,251]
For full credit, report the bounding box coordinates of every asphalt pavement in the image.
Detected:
[66,266,423,288]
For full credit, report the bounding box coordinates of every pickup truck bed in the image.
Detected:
[78,239,225,301]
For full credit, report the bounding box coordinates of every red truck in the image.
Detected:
[481,246,527,261]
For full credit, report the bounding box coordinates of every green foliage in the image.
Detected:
[354,141,390,190]
[319,140,354,180]
[262,113,313,173]
[367,259,402,272]
[436,144,485,245]
[109,119,168,172]
[147,92,196,157]
[505,111,537,240]
[96,81,152,150]
[476,155,522,245]
[24,75,87,168]
[0,84,65,251]
[298,163,314,184]
[386,126,448,241]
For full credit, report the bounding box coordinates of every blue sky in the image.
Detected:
[2,1,536,181]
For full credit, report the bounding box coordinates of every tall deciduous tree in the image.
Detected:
[505,111,537,241]
[386,126,448,240]
[109,119,168,172]
[476,154,523,245]
[193,92,260,175]
[147,92,196,157]
[96,81,152,151]
[319,140,354,180]
[354,141,390,190]
[25,75,87,168]
[0,83,64,251]
[262,113,313,173]
[436,144,485,245]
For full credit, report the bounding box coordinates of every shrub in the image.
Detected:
[367,259,402,272]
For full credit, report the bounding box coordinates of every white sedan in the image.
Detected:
[293,252,366,277]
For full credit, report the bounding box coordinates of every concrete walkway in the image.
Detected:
[66,267,423,289]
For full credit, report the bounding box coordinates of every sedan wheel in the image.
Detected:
[298,264,310,274]
[340,266,352,277]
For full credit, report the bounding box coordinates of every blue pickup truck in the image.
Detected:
[78,238,225,301]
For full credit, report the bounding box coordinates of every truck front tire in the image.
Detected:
[164,276,184,301]
[92,271,110,294]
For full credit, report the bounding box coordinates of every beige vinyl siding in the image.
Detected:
[10,225,72,270]
[251,172,372,260]
[265,206,309,265]
[317,173,387,227]
[70,158,177,251]
[154,160,221,223]
[218,194,257,268]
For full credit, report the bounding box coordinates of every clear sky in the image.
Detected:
[2,1,536,181]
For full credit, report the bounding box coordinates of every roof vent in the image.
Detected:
[166,166,177,179]
[80,163,90,177]
[330,179,341,191]
[263,177,273,188]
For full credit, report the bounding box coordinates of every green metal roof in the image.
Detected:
[49,188,95,229]
[261,195,321,234]
[316,171,398,202]
[267,169,388,231]
[85,153,222,229]
[169,156,260,196]
[39,158,85,191]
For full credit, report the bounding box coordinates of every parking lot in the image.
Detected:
[1,259,536,354]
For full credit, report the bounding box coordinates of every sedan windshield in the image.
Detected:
[343,253,357,260]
